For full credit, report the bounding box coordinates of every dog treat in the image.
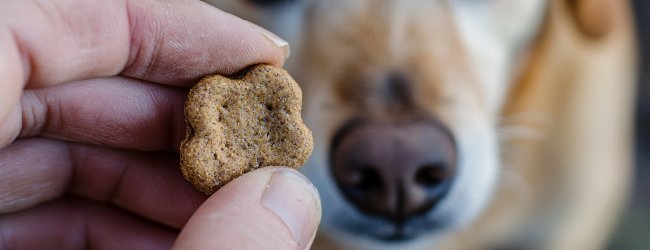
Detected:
[180,64,314,194]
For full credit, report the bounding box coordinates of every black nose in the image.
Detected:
[330,121,456,224]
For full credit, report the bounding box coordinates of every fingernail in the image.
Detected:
[262,169,320,248]
[260,29,291,59]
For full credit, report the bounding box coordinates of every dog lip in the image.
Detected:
[334,214,444,242]
[376,232,414,242]
[380,221,418,242]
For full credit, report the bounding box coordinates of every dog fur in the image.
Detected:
[203,0,636,249]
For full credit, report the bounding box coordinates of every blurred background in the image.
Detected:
[610,0,650,249]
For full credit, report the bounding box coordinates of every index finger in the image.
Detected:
[0,0,288,122]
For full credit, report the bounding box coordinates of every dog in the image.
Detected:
[203,0,636,249]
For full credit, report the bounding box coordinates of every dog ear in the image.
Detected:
[567,0,615,38]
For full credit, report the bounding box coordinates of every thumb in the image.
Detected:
[173,167,321,250]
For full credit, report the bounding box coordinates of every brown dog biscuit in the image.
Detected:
[180,64,313,194]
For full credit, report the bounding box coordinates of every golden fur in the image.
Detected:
[204,0,636,248]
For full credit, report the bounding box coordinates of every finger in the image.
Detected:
[0,103,21,154]
[174,167,321,250]
[0,138,206,228]
[0,0,288,122]
[0,27,25,133]
[9,76,188,151]
[0,198,176,249]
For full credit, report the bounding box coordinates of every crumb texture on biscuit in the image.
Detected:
[180,65,314,194]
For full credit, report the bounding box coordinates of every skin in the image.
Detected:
[0,0,320,249]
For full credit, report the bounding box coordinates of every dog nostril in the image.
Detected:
[415,163,450,187]
[354,167,383,190]
[342,166,384,202]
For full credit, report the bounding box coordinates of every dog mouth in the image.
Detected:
[333,212,447,242]
[377,218,444,242]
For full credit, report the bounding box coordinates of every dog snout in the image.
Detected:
[330,121,457,224]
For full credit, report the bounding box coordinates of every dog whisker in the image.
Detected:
[498,112,549,142]
[499,112,550,124]
[498,166,533,203]
[498,125,544,141]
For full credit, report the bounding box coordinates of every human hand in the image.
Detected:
[0,0,321,249]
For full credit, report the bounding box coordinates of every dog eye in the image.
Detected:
[247,0,296,7]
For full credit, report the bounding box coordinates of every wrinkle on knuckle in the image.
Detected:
[122,0,166,81]
[18,91,47,138]
[0,103,22,148]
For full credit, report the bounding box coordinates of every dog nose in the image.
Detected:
[330,121,456,223]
